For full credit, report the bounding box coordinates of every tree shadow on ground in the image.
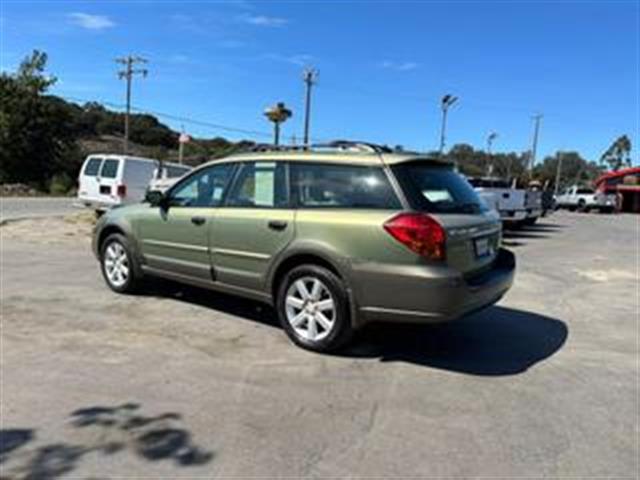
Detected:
[0,403,212,480]
[342,306,568,375]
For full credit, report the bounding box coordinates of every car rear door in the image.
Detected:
[78,156,103,202]
[211,161,294,291]
[97,158,121,205]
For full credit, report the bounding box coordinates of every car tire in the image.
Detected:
[276,265,353,353]
[577,199,587,212]
[100,233,142,294]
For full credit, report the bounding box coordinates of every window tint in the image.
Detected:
[226,162,288,208]
[169,164,234,207]
[291,163,401,209]
[392,162,486,214]
[84,158,102,176]
[100,159,120,178]
[577,188,594,194]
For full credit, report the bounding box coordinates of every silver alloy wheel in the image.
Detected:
[103,241,129,288]
[285,276,336,342]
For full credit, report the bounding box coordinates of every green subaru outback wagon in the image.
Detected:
[93,142,515,352]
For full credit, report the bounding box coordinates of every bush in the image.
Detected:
[49,173,74,195]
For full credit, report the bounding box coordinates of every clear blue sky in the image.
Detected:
[1,0,638,163]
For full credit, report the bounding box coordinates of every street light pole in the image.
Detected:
[302,68,318,148]
[486,132,498,176]
[116,55,148,154]
[439,94,458,160]
[529,114,543,173]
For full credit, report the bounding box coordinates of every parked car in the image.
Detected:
[467,177,528,228]
[148,164,193,193]
[93,142,515,352]
[555,185,617,213]
[77,154,191,212]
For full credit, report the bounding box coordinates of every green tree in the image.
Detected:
[445,143,529,181]
[0,50,78,187]
[534,151,604,190]
[600,135,632,171]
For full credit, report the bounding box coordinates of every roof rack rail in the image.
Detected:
[245,140,396,154]
[316,140,394,153]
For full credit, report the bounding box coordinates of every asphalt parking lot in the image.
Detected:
[0,211,637,478]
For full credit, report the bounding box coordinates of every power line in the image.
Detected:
[61,95,333,143]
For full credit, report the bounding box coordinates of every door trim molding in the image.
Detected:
[212,247,270,260]
[143,239,209,253]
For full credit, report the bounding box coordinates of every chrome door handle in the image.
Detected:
[268,220,288,231]
[191,216,206,226]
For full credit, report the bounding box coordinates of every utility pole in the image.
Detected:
[302,67,318,147]
[116,55,148,154]
[529,114,543,173]
[439,94,458,162]
[554,151,563,196]
[486,131,498,176]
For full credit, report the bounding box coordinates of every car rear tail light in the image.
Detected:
[383,213,446,261]
[116,184,127,197]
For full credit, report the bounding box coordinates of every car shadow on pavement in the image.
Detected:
[139,282,567,376]
[342,306,568,375]
[0,403,212,479]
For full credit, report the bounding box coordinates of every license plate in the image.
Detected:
[474,237,491,258]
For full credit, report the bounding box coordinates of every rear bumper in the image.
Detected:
[352,249,515,326]
[526,208,542,218]
[500,209,527,222]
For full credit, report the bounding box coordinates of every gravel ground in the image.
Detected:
[0,211,637,479]
[0,197,78,223]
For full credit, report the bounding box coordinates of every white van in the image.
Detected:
[77,154,191,211]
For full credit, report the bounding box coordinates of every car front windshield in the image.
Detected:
[392,162,487,214]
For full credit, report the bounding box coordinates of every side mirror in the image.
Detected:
[145,189,167,208]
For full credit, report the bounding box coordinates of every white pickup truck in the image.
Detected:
[555,185,617,213]
[468,177,528,227]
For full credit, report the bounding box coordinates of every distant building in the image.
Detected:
[594,167,640,213]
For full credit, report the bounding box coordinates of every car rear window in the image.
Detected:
[291,163,401,209]
[100,159,120,178]
[83,158,102,176]
[392,162,487,214]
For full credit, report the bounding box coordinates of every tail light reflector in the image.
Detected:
[383,213,446,261]
[116,184,127,197]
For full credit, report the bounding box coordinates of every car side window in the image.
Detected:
[291,163,401,209]
[225,162,288,208]
[168,164,234,207]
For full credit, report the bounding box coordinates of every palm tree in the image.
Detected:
[600,135,632,171]
[264,102,292,146]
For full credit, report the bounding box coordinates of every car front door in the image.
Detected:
[137,163,236,282]
[211,161,294,292]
